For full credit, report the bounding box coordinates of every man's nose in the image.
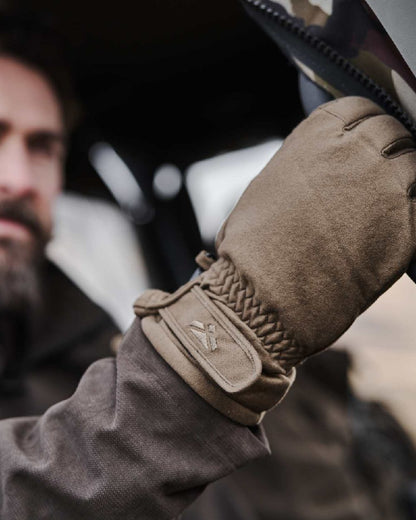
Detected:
[0,140,36,198]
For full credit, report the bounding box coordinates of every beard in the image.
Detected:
[0,199,50,314]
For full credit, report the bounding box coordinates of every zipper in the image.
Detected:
[242,0,416,138]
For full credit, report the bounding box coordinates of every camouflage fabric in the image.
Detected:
[252,0,416,122]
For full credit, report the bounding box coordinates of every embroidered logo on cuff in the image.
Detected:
[158,286,262,393]
[190,321,218,352]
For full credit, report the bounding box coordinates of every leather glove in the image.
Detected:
[135,96,416,425]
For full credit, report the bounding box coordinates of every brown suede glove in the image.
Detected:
[135,96,416,425]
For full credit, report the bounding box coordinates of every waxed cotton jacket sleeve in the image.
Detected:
[0,319,268,519]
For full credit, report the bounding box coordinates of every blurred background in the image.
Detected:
[12,0,302,284]
[6,0,304,327]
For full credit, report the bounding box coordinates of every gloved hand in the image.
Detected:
[135,96,416,425]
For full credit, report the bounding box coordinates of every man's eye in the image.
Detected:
[0,122,9,141]
[28,136,63,160]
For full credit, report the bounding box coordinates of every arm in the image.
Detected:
[135,96,416,426]
[0,319,268,519]
[0,96,414,518]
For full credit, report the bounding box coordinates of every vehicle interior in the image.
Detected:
[14,0,303,294]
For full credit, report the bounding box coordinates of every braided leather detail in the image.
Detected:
[201,257,304,370]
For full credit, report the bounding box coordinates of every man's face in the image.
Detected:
[0,56,65,310]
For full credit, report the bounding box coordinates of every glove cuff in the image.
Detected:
[201,256,302,370]
[134,256,296,425]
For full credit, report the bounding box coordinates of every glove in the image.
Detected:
[135,96,416,425]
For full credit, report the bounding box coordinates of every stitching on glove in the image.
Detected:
[317,106,347,124]
[381,136,416,159]
[342,115,373,131]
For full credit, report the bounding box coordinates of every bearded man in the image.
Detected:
[0,13,118,415]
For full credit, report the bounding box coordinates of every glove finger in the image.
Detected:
[347,113,416,159]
